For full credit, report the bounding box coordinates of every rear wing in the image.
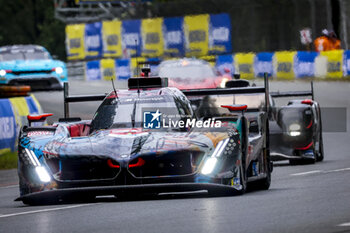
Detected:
[63,82,106,119]
[182,73,270,113]
[270,82,314,100]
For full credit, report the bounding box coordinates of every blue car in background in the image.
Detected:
[0,45,67,90]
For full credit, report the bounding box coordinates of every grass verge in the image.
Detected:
[0,150,17,170]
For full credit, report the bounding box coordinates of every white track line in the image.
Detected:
[290,170,321,176]
[337,222,350,227]
[290,167,350,176]
[0,203,96,219]
[0,184,19,189]
[324,167,350,173]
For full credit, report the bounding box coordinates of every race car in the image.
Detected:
[16,77,272,205]
[0,45,67,90]
[269,86,324,164]
[154,58,231,89]
[224,76,323,164]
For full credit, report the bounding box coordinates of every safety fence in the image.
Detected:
[65,13,231,60]
[0,95,42,155]
[67,49,350,81]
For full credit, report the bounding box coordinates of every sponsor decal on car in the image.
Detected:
[143,109,222,130]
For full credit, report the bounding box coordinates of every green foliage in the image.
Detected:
[0,151,17,170]
[0,0,66,60]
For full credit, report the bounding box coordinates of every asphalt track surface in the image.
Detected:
[0,80,350,233]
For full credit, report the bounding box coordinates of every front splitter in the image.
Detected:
[15,182,240,202]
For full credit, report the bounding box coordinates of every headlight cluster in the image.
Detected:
[22,148,51,183]
[201,138,230,175]
[0,69,6,76]
[55,67,64,74]
[288,123,301,136]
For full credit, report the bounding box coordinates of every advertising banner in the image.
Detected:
[0,99,16,151]
[116,59,131,80]
[343,50,350,76]
[122,19,142,57]
[274,51,297,79]
[216,54,234,76]
[141,18,164,57]
[85,60,101,80]
[320,50,343,78]
[101,59,116,81]
[85,22,103,59]
[25,95,41,115]
[65,24,86,60]
[254,52,273,78]
[102,20,122,58]
[235,53,255,79]
[294,51,318,78]
[209,13,232,55]
[163,17,184,57]
[184,14,209,57]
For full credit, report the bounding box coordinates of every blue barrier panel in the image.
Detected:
[295,51,318,78]
[115,59,131,80]
[122,19,142,57]
[216,54,234,76]
[85,22,103,59]
[25,96,40,114]
[343,50,350,76]
[209,13,232,55]
[86,60,101,80]
[163,17,185,57]
[254,52,273,78]
[0,99,16,151]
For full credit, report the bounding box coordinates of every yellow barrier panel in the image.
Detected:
[199,55,217,67]
[234,53,255,80]
[66,24,86,60]
[274,51,297,80]
[320,50,343,78]
[102,20,122,58]
[141,18,164,57]
[184,14,209,57]
[101,59,116,81]
[9,97,29,131]
[131,57,147,77]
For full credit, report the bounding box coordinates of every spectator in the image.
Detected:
[314,29,341,52]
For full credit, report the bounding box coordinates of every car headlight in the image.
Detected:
[288,123,301,136]
[55,67,64,74]
[201,157,218,175]
[24,148,51,183]
[0,69,7,76]
[35,166,51,183]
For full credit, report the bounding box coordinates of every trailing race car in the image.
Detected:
[16,77,272,205]
[269,86,324,164]
[155,58,231,89]
[223,76,323,164]
[0,45,67,90]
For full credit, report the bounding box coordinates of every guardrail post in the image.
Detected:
[64,82,69,118]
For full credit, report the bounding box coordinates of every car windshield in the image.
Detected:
[158,62,216,84]
[0,51,50,61]
[90,94,190,132]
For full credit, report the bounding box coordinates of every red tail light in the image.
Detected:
[107,159,120,168]
[301,99,313,105]
[129,158,145,168]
